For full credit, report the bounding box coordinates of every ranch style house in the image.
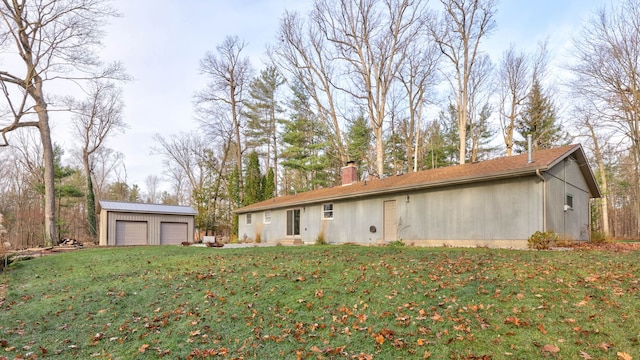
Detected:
[235,144,601,248]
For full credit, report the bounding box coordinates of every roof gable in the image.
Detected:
[99,201,198,215]
[236,145,601,213]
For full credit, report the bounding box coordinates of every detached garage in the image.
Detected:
[99,201,197,246]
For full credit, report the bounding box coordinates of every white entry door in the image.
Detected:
[383,200,397,242]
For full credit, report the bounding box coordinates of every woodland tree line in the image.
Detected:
[1,0,639,248]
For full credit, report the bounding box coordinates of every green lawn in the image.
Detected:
[1,245,639,359]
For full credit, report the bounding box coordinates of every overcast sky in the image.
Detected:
[55,0,608,194]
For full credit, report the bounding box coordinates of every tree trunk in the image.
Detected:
[37,105,57,246]
[458,104,467,164]
[375,126,384,177]
[83,151,97,239]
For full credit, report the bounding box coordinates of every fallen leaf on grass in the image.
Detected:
[617,352,633,360]
[598,342,612,351]
[537,323,548,334]
[431,312,444,322]
[541,344,559,354]
[138,344,149,353]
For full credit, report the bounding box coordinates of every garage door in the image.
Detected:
[115,221,148,245]
[160,222,188,245]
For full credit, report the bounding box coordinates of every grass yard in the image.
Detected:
[1,245,639,359]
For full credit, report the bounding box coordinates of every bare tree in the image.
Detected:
[467,53,494,162]
[498,45,529,156]
[90,147,125,200]
[152,132,207,195]
[196,35,252,202]
[71,80,125,239]
[144,175,160,204]
[430,0,496,164]
[311,0,427,176]
[572,103,612,237]
[0,0,124,246]
[570,0,640,235]
[395,28,441,172]
[270,11,348,166]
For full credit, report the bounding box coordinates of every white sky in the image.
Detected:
[52,0,607,194]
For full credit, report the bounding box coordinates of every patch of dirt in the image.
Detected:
[570,242,640,252]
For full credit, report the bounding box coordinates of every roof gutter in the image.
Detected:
[536,169,547,231]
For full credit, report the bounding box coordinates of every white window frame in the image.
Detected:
[264,211,271,224]
[322,203,334,220]
[246,213,252,225]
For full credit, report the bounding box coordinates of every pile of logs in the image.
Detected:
[58,238,82,247]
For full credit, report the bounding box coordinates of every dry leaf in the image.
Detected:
[541,344,560,353]
[579,351,592,359]
[138,344,149,353]
[617,352,633,360]
[537,323,548,334]
[598,342,612,351]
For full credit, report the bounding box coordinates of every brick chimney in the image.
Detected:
[341,161,358,186]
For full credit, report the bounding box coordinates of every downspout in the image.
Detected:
[536,169,546,232]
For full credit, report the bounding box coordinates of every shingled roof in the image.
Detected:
[235,144,601,214]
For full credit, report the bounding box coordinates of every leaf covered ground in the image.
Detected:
[1,245,639,359]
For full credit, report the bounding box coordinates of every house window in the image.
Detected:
[286,209,300,236]
[322,203,334,219]
[246,213,252,225]
[565,194,574,210]
[264,211,271,224]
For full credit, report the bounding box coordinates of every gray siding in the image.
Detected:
[545,156,591,241]
[239,176,545,247]
[100,211,195,246]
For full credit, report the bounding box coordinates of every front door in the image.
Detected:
[383,200,397,242]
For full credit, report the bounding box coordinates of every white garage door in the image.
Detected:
[160,222,188,245]
[115,221,148,245]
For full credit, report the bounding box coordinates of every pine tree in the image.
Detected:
[346,115,372,171]
[281,82,331,193]
[243,151,263,206]
[515,79,563,152]
[423,104,461,167]
[469,103,497,162]
[264,168,275,200]
[244,67,284,194]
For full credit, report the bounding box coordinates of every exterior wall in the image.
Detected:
[238,176,545,248]
[99,209,108,245]
[545,156,592,241]
[100,210,195,246]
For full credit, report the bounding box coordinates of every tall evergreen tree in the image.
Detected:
[243,151,263,206]
[515,79,563,152]
[280,82,331,193]
[263,168,276,200]
[427,104,462,166]
[244,67,284,195]
[421,118,458,169]
[469,103,497,162]
[346,115,373,173]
